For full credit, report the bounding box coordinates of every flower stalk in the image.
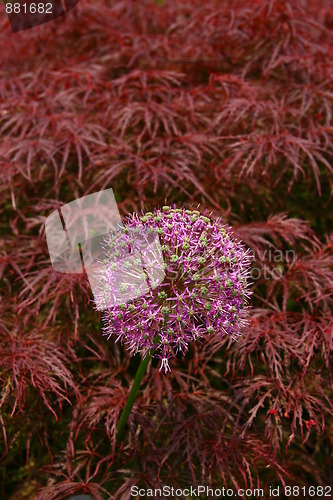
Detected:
[116,352,152,443]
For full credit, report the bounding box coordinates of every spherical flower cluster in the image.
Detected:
[95,206,252,373]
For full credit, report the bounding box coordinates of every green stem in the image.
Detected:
[116,354,152,443]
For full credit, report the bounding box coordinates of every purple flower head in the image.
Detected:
[95,207,252,373]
